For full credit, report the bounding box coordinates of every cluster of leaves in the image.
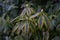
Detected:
[0,0,60,40]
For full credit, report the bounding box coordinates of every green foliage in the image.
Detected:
[0,0,60,40]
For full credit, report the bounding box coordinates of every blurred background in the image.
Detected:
[0,0,60,40]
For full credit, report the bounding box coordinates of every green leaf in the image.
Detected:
[24,21,30,33]
[12,22,25,34]
[0,18,6,32]
[43,14,50,30]
[29,21,35,33]
[38,16,44,30]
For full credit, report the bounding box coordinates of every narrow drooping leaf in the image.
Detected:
[24,21,29,33]
[43,14,50,29]
[38,16,44,30]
